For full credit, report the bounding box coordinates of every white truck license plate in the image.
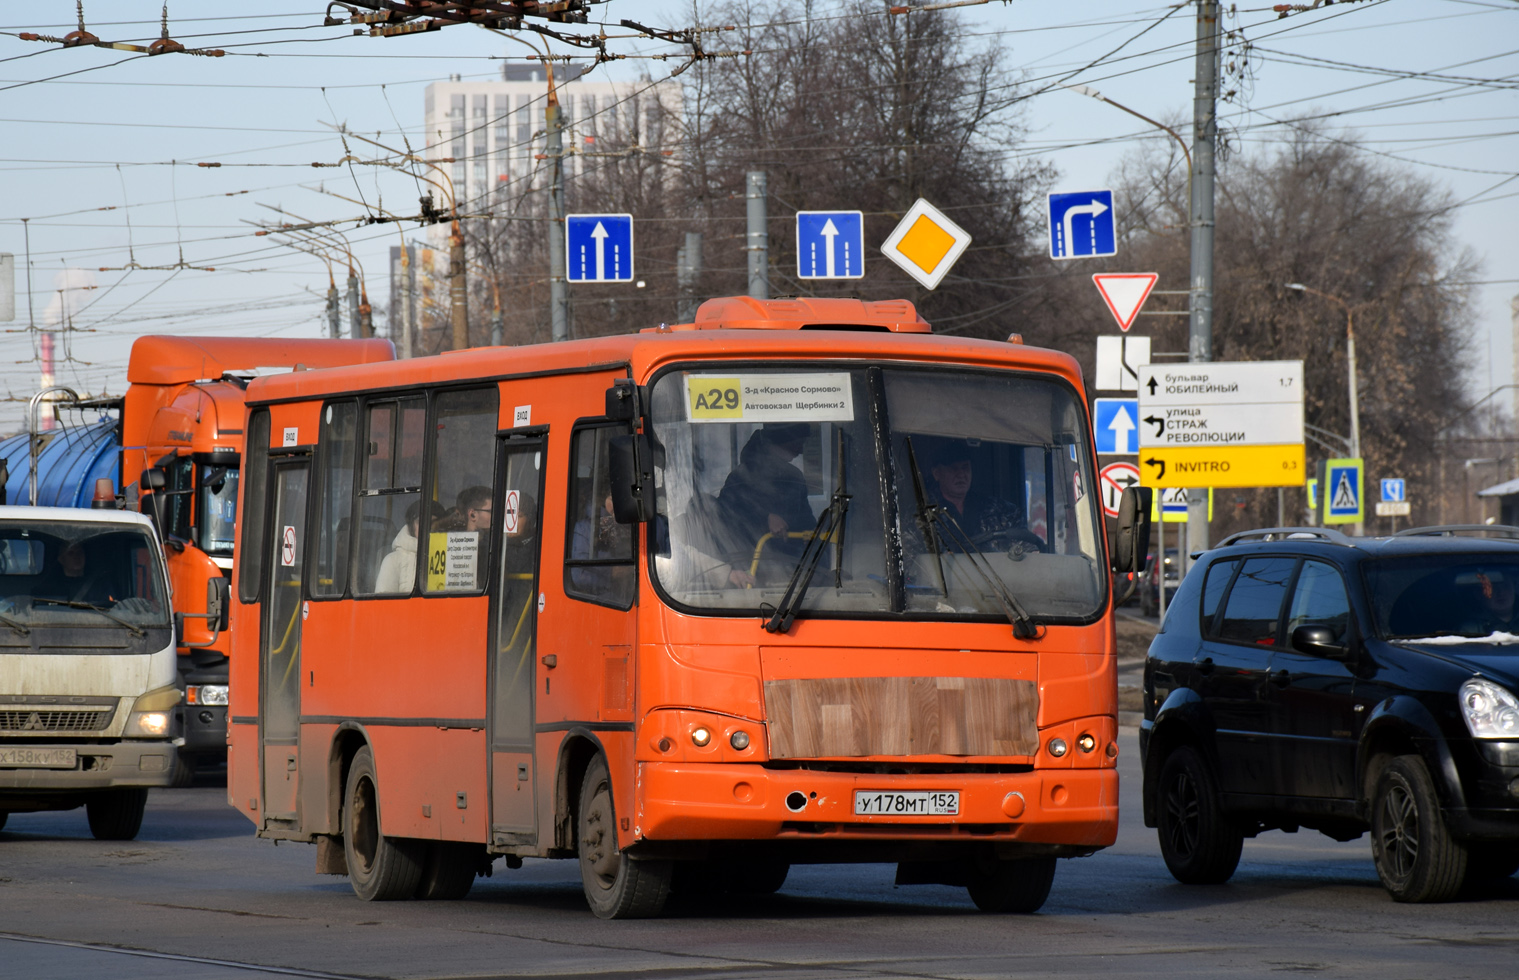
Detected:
[854,790,959,816]
[0,746,77,768]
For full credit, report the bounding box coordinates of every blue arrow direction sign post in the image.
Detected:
[796,211,865,279]
[566,213,634,283]
[1093,397,1139,455]
[1380,478,1406,503]
[1048,190,1116,260]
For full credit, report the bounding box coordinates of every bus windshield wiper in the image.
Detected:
[0,611,30,636]
[32,598,146,637]
[904,438,1039,640]
[764,439,851,634]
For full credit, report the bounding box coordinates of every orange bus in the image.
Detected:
[123,335,393,772]
[227,296,1150,917]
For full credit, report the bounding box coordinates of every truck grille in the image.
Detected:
[0,707,115,732]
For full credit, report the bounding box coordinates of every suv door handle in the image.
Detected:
[1196,657,1215,675]
[1270,669,1291,687]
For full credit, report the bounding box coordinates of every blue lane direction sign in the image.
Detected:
[1324,457,1364,525]
[1048,189,1116,260]
[566,213,634,283]
[797,210,865,279]
[1093,397,1139,456]
[1381,478,1406,503]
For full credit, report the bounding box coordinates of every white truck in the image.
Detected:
[0,505,184,840]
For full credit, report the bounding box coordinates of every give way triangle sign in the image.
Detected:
[1092,272,1160,332]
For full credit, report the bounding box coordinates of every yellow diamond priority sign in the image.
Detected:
[880,198,972,290]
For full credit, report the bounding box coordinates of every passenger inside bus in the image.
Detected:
[717,422,815,580]
[374,500,425,594]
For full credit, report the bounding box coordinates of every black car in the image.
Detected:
[1141,525,1519,902]
[1139,547,1180,618]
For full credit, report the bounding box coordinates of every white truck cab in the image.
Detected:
[0,506,180,840]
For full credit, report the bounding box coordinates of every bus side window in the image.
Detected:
[313,401,357,598]
[422,388,499,595]
[237,409,270,604]
[354,397,425,595]
[564,424,636,609]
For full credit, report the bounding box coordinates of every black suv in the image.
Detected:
[1141,525,1519,902]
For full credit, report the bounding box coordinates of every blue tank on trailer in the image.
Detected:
[0,418,121,508]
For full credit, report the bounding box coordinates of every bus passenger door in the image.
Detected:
[261,459,308,824]
[489,438,546,842]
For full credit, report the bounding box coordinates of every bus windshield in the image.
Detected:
[0,523,170,628]
[650,364,1104,623]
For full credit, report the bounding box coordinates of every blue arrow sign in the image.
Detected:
[1380,478,1406,503]
[1048,190,1116,260]
[566,213,634,283]
[1093,397,1139,455]
[796,211,864,279]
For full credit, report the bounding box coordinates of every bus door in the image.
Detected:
[488,436,546,842]
[261,459,309,824]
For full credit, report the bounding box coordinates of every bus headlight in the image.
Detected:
[125,685,181,738]
[690,726,712,748]
[1460,678,1519,738]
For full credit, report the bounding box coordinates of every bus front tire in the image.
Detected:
[343,746,424,901]
[86,788,148,841]
[965,856,1056,913]
[577,755,670,919]
[415,841,484,900]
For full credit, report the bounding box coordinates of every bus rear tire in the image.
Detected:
[343,746,424,901]
[86,788,148,841]
[415,841,483,900]
[965,856,1056,913]
[577,755,670,919]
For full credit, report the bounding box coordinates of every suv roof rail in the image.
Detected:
[1392,524,1519,540]
[1216,526,1356,547]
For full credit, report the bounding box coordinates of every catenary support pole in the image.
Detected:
[347,270,361,340]
[547,90,569,342]
[677,231,703,321]
[327,278,340,339]
[1186,0,1220,567]
[746,171,768,300]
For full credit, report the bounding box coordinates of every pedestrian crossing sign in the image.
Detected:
[1323,457,1364,525]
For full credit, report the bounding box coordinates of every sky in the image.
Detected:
[0,0,1515,436]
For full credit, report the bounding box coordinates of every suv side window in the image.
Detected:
[1285,559,1351,646]
[1216,556,1297,646]
[1200,558,1239,633]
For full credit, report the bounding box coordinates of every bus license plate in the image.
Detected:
[0,747,77,769]
[854,790,959,816]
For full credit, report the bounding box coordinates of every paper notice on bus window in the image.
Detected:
[426,531,480,591]
[684,372,854,424]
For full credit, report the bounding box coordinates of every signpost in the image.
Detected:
[1093,397,1139,456]
[796,211,864,279]
[1047,190,1116,260]
[565,214,634,283]
[880,198,972,290]
[1098,462,1141,519]
[1092,273,1158,331]
[1324,457,1365,525]
[1136,360,1305,489]
[1094,335,1150,392]
[1380,478,1406,503]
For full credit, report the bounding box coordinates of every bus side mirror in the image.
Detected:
[1111,487,1153,604]
[140,468,166,492]
[608,433,653,524]
[206,577,227,629]
[605,379,640,422]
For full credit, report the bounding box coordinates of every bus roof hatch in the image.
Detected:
[655,296,931,333]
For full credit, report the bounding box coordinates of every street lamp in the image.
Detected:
[1284,283,1370,462]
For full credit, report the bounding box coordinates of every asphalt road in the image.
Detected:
[3,730,1516,980]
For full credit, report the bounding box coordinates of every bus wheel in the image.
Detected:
[86,788,148,841]
[415,841,484,900]
[577,755,671,919]
[965,856,1056,913]
[343,746,424,901]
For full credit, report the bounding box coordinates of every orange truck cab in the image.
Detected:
[123,336,393,773]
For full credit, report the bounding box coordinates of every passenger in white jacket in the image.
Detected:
[374,502,420,594]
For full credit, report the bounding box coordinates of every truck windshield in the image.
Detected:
[0,523,170,628]
[199,466,239,556]
[649,364,1104,623]
[1366,554,1519,642]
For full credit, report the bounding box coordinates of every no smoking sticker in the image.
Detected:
[280,525,297,566]
[504,490,520,533]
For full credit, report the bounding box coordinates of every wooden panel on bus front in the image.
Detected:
[763,676,1037,758]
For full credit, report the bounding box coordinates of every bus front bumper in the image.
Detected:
[636,762,1117,847]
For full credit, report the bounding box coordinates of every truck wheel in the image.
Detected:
[1157,746,1242,884]
[1372,755,1467,902]
[86,788,148,841]
[577,754,670,919]
[415,841,484,900]
[966,856,1057,913]
[343,746,423,901]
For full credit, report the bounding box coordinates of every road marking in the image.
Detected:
[0,933,373,979]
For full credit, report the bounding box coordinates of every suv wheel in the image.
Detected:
[1157,746,1243,884]
[1371,755,1467,903]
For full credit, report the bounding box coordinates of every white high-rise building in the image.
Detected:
[421,63,680,242]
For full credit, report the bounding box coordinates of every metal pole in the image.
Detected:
[746,171,769,300]
[1346,306,1363,534]
[327,279,340,339]
[1186,0,1220,565]
[28,386,77,506]
[400,245,414,359]
[347,270,361,339]
[547,96,569,342]
[1156,516,1166,621]
[677,230,703,322]
[448,219,468,349]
